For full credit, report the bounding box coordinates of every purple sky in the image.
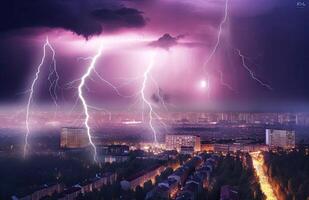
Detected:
[0,0,308,112]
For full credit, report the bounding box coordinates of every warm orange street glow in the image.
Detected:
[250,152,277,200]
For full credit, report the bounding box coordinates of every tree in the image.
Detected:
[143,180,153,193]
[135,185,145,200]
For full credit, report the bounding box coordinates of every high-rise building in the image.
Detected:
[265,129,295,149]
[60,127,89,148]
[165,134,201,152]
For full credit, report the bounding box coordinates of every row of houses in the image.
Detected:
[145,155,206,200]
[12,172,117,200]
[220,185,239,200]
[12,183,64,200]
[176,155,218,200]
[120,165,165,191]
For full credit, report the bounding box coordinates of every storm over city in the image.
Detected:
[0,0,308,200]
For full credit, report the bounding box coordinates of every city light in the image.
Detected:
[24,37,58,158]
[200,80,208,89]
[250,152,277,200]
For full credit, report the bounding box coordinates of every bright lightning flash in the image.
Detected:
[24,37,58,158]
[202,0,234,91]
[203,0,271,91]
[141,52,158,145]
[200,80,208,89]
[77,45,104,163]
[217,70,236,92]
[203,0,229,71]
[47,43,60,107]
[236,49,273,90]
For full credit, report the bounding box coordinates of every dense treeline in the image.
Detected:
[0,153,101,199]
[206,154,265,200]
[0,150,164,200]
[263,149,309,200]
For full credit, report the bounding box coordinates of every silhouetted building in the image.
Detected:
[57,186,81,200]
[165,135,201,152]
[99,145,129,154]
[266,129,295,149]
[12,183,64,200]
[98,145,129,163]
[121,165,165,191]
[60,127,89,148]
[99,154,129,163]
[180,146,195,155]
[213,143,268,153]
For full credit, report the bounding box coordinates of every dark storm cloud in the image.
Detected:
[92,7,146,29]
[150,33,185,49]
[150,33,207,50]
[151,88,169,104]
[0,0,146,38]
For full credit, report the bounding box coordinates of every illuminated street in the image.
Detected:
[250,152,277,200]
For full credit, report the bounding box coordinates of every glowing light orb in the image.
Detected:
[200,80,208,89]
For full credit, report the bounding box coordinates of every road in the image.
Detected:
[250,152,277,200]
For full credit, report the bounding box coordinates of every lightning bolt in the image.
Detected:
[77,44,104,163]
[77,53,167,144]
[23,37,59,158]
[203,0,229,71]
[47,43,60,107]
[74,56,140,98]
[217,70,236,92]
[140,52,158,145]
[202,0,234,92]
[93,68,139,98]
[203,0,272,91]
[68,56,139,131]
[235,49,273,90]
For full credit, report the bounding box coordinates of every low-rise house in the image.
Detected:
[168,156,202,186]
[91,172,117,191]
[12,183,64,200]
[79,180,93,194]
[57,186,82,200]
[176,181,198,200]
[220,185,239,200]
[168,166,189,186]
[12,172,117,200]
[146,178,179,200]
[121,165,165,191]
[176,191,195,200]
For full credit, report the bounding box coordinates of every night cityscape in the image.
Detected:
[0,0,308,200]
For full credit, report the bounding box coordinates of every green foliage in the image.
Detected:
[143,180,153,193]
[206,154,265,200]
[264,150,309,200]
[155,167,173,184]
[116,158,164,180]
[0,154,102,199]
[135,185,145,200]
